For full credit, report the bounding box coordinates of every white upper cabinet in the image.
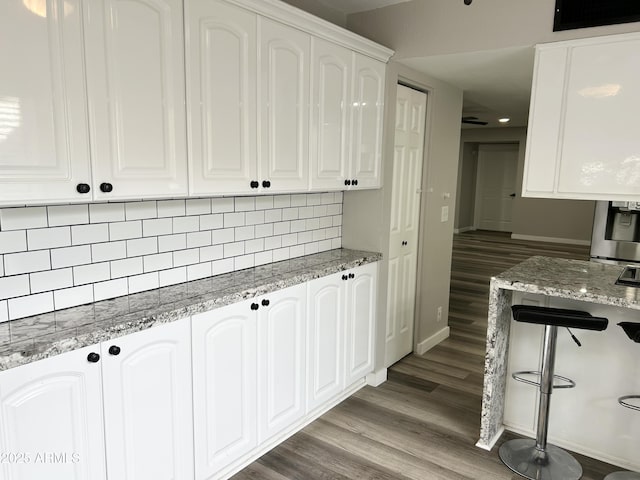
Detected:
[259,18,310,193]
[350,54,385,190]
[309,38,352,191]
[84,0,188,200]
[0,0,92,205]
[523,32,640,201]
[186,0,258,196]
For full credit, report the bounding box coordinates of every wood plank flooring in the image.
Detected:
[233,231,621,479]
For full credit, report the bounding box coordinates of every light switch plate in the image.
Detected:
[441,206,449,222]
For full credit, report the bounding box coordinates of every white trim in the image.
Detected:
[475,426,504,451]
[416,326,450,355]
[366,368,387,386]
[223,0,394,62]
[510,233,591,246]
[454,226,476,234]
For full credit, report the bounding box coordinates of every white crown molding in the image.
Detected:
[223,0,395,62]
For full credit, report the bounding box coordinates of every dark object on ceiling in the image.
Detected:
[464,0,472,5]
[462,116,488,125]
[554,0,640,31]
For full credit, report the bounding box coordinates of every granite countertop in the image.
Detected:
[0,248,381,371]
[492,255,640,310]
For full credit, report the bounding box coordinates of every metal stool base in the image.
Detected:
[499,438,582,480]
[604,473,640,480]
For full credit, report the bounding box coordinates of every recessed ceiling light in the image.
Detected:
[498,118,510,123]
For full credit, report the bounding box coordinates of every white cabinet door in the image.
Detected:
[345,262,377,385]
[350,54,385,189]
[101,319,193,480]
[309,38,351,191]
[0,0,92,205]
[0,346,106,480]
[186,0,258,196]
[192,300,257,480]
[84,0,188,200]
[258,283,307,442]
[259,18,310,193]
[306,272,345,412]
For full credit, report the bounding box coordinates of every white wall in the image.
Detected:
[279,0,347,27]
[342,62,462,369]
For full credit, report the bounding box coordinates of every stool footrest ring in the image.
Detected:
[618,395,640,412]
[512,370,576,389]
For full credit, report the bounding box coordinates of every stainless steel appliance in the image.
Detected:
[591,201,640,264]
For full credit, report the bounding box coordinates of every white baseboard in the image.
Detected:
[366,368,387,387]
[416,326,450,355]
[475,426,504,451]
[454,226,476,234]
[510,233,591,246]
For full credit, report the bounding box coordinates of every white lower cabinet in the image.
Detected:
[0,318,193,480]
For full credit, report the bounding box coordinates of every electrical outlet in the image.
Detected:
[441,206,449,222]
[437,306,442,322]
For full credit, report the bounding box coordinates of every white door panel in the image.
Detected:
[346,263,376,385]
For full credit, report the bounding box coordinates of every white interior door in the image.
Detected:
[474,143,519,232]
[385,84,427,368]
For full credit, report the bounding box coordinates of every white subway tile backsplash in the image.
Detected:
[54,285,94,310]
[30,268,73,293]
[51,245,92,269]
[235,226,255,241]
[143,253,173,273]
[4,250,51,275]
[27,227,71,250]
[186,198,211,216]
[0,275,30,300]
[0,230,27,254]
[158,233,186,253]
[224,241,244,258]
[0,300,7,323]
[111,257,143,279]
[200,245,223,262]
[72,224,109,245]
[109,221,142,241]
[128,272,159,294]
[94,278,128,301]
[74,262,110,286]
[0,207,47,231]
[159,267,187,287]
[173,248,199,267]
[173,216,199,234]
[0,193,342,319]
[127,237,158,257]
[92,241,127,262]
[224,212,244,228]
[211,198,234,213]
[235,197,255,212]
[90,203,125,224]
[125,201,157,220]
[158,199,185,218]
[143,218,172,237]
[8,292,53,320]
[47,205,89,226]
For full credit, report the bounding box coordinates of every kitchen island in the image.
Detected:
[477,255,640,470]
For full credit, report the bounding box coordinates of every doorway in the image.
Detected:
[473,143,518,232]
[384,84,427,368]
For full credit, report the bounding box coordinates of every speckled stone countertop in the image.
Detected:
[478,255,640,451]
[0,248,381,371]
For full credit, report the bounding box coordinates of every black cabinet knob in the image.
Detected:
[108,345,121,356]
[262,180,271,188]
[348,273,355,279]
[261,299,270,307]
[402,241,408,246]
[353,179,358,186]
[87,352,100,363]
[250,303,259,311]
[99,182,113,193]
[344,179,351,186]
[76,183,91,194]
[342,274,348,280]
[250,180,259,188]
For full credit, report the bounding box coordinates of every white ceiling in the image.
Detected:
[316,0,411,15]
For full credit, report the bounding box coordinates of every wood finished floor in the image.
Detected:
[233,231,621,480]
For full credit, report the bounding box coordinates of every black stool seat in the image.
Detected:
[512,305,609,331]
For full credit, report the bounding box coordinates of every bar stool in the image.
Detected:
[499,305,609,480]
[604,322,640,480]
